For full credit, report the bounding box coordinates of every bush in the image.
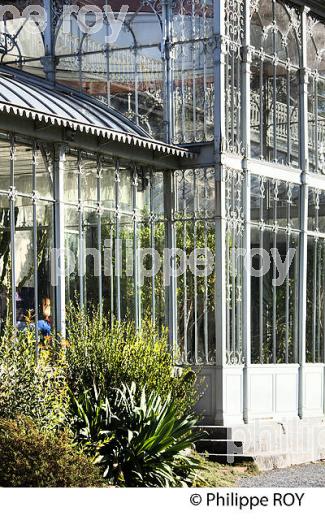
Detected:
[70,382,202,487]
[66,306,197,415]
[0,325,69,430]
[0,416,107,487]
[0,309,202,487]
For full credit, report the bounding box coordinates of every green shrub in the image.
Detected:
[66,306,197,415]
[0,325,69,430]
[0,416,107,487]
[70,382,202,487]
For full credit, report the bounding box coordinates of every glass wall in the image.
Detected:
[0,135,55,339]
[250,175,300,364]
[307,15,325,174]
[171,0,214,143]
[54,1,165,140]
[2,1,325,164]
[225,167,244,364]
[250,0,301,166]
[306,187,325,363]
[0,133,169,337]
[63,150,166,328]
[137,171,165,330]
[174,167,216,364]
[55,0,214,143]
[0,1,215,145]
[224,0,244,153]
[0,0,45,77]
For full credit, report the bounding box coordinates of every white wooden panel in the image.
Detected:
[249,365,299,420]
[250,373,273,416]
[303,366,324,416]
[275,373,298,414]
[225,372,242,415]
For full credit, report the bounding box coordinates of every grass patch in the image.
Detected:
[192,452,259,487]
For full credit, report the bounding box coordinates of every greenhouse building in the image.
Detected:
[1,0,325,463]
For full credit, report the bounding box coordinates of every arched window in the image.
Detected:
[307,16,325,174]
[250,0,301,166]
[54,1,164,139]
[171,0,214,144]
[0,3,45,77]
[224,0,245,154]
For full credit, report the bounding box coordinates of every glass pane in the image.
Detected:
[119,169,132,212]
[0,139,11,192]
[36,201,55,337]
[65,206,80,305]
[35,146,54,199]
[83,208,99,308]
[64,155,79,203]
[251,226,274,363]
[0,194,12,334]
[101,163,115,210]
[0,14,45,75]
[81,158,98,207]
[101,211,114,318]
[308,188,325,234]
[14,143,33,194]
[15,196,34,329]
[319,191,325,233]
[120,217,134,321]
[251,3,301,166]
[306,237,325,363]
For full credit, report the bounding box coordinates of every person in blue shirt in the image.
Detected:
[37,318,51,337]
[15,297,52,340]
[37,297,52,339]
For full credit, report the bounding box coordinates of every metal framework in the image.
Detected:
[1,0,325,425]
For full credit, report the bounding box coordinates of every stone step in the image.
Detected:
[195,439,244,454]
[252,451,324,471]
[193,426,233,440]
[204,451,324,469]
[204,453,255,465]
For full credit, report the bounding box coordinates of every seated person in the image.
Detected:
[37,297,52,338]
[15,297,52,340]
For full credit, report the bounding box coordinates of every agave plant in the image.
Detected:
[69,386,115,451]
[70,383,202,487]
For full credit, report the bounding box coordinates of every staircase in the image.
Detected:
[194,426,254,465]
[194,421,325,470]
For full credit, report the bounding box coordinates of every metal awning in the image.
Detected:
[0,66,193,166]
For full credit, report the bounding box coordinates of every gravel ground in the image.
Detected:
[237,462,325,487]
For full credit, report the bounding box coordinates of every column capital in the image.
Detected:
[301,5,311,15]
[241,44,253,63]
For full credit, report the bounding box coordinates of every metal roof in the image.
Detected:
[0,66,192,160]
